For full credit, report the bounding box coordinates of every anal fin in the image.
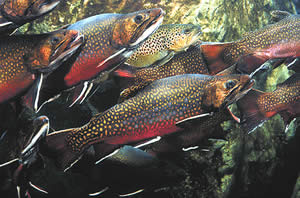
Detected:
[69,81,93,107]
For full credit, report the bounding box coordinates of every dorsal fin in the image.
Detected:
[270,10,292,22]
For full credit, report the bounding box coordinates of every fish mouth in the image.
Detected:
[47,31,84,72]
[129,8,165,47]
[223,77,255,108]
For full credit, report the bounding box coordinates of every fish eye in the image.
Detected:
[134,15,144,24]
[183,28,192,34]
[224,80,237,90]
[51,36,61,45]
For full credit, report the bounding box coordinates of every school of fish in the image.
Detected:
[0,1,299,198]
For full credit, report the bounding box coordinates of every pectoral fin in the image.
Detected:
[175,113,213,128]
[154,51,175,67]
[69,81,93,107]
[21,73,44,112]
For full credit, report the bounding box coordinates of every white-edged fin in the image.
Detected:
[69,82,89,107]
[119,189,145,197]
[97,48,126,68]
[134,136,161,149]
[39,1,60,15]
[36,94,61,113]
[286,58,297,69]
[17,186,21,198]
[29,182,48,194]
[0,21,14,27]
[33,73,44,112]
[182,146,199,152]
[176,113,213,125]
[88,187,109,197]
[247,121,266,134]
[130,16,164,47]
[200,149,210,152]
[21,124,49,155]
[249,62,269,78]
[285,118,296,133]
[0,158,19,168]
[0,130,7,141]
[95,149,120,165]
[64,155,83,172]
[79,82,93,104]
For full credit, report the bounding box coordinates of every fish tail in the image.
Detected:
[200,42,235,74]
[236,89,269,133]
[40,128,81,171]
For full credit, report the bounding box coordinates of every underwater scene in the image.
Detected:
[0,0,300,198]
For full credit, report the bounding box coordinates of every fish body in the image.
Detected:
[42,73,254,170]
[0,29,83,110]
[119,44,208,101]
[237,73,300,133]
[125,24,202,67]
[0,0,60,35]
[201,11,300,75]
[41,9,164,106]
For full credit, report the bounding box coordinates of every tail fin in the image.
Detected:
[200,42,235,74]
[236,89,269,133]
[40,128,81,171]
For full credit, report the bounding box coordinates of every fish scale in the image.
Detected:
[43,73,254,171]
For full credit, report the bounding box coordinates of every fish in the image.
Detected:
[39,8,165,107]
[86,145,182,197]
[0,116,49,198]
[27,145,181,197]
[236,72,300,133]
[125,24,202,68]
[0,29,84,112]
[0,0,61,35]
[200,10,300,75]
[40,73,254,171]
[118,43,209,102]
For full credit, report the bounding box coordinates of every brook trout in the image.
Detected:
[237,72,300,133]
[201,10,300,75]
[0,29,83,111]
[0,0,60,35]
[125,24,202,67]
[41,73,254,171]
[40,8,164,107]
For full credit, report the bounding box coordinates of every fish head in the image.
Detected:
[0,0,60,24]
[168,24,202,52]
[24,29,84,73]
[112,8,165,48]
[203,74,255,109]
